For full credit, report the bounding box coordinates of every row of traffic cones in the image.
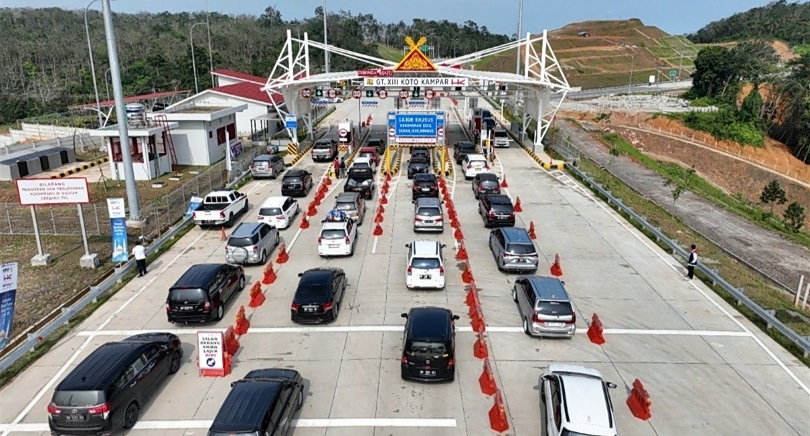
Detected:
[372,174,392,236]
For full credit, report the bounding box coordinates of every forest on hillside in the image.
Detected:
[688,0,810,46]
[0,6,510,125]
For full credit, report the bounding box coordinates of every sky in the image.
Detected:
[0,0,776,36]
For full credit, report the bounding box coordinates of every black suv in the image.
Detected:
[453,141,477,164]
[166,264,245,323]
[472,173,502,199]
[400,307,460,382]
[479,194,515,227]
[208,369,304,436]
[412,173,439,199]
[281,169,314,197]
[291,268,347,324]
[48,333,183,435]
[366,138,385,154]
[407,156,430,179]
[411,147,431,160]
[344,167,375,199]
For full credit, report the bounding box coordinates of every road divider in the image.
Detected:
[626,379,652,420]
[478,359,497,396]
[248,282,266,308]
[550,253,563,277]
[488,391,509,433]
[234,305,250,335]
[262,261,277,284]
[587,313,605,345]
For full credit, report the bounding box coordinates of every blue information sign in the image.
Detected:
[395,114,437,137]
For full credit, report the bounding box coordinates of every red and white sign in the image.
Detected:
[339,128,348,137]
[197,331,225,377]
[398,89,409,99]
[300,88,313,99]
[327,88,337,99]
[377,89,388,99]
[351,88,362,99]
[473,128,480,136]
[388,127,396,136]
[437,127,445,137]
[424,89,436,100]
[357,68,395,77]
[16,178,90,206]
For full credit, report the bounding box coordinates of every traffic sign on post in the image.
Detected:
[669,70,678,78]
[398,89,409,99]
[339,128,348,137]
[377,89,388,99]
[327,88,337,99]
[365,90,374,98]
[352,88,362,99]
[285,114,297,129]
[315,88,323,98]
[300,88,312,99]
[424,89,435,100]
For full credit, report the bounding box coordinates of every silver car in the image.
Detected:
[333,192,366,225]
[413,197,444,232]
[489,227,539,273]
[225,222,279,265]
[512,276,576,337]
[250,154,285,179]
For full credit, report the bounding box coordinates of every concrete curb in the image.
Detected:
[49,156,110,179]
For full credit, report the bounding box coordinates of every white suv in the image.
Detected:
[318,220,358,257]
[541,364,619,436]
[405,240,446,289]
[351,156,377,173]
[462,154,491,179]
[257,196,299,229]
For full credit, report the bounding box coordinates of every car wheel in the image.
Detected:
[260,250,267,265]
[122,402,139,429]
[523,317,531,336]
[225,214,234,228]
[215,304,225,321]
[297,386,304,410]
[238,275,246,291]
[512,287,517,302]
[275,233,280,246]
[169,350,182,374]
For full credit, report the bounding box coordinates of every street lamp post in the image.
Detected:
[323,0,329,73]
[84,0,102,127]
[515,0,524,75]
[104,68,111,100]
[190,22,208,93]
[628,54,635,94]
[206,0,214,84]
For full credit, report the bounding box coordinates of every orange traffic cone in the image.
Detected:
[381,195,388,205]
[373,223,383,236]
[514,196,523,212]
[374,212,384,223]
[500,176,508,188]
[300,215,310,229]
[454,228,464,241]
[456,242,468,261]
[473,334,488,359]
[234,305,250,335]
[261,262,277,285]
[528,221,537,239]
[276,244,289,264]
[550,254,563,277]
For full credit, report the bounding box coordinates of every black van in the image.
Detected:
[400,307,460,383]
[208,368,305,436]
[48,333,183,435]
[166,264,245,324]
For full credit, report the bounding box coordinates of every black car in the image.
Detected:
[407,156,430,179]
[472,173,502,199]
[412,173,439,200]
[291,267,347,324]
[48,333,183,435]
[479,194,515,227]
[366,138,386,154]
[400,307,460,383]
[453,141,477,164]
[344,167,375,199]
[166,264,245,323]
[208,369,305,436]
[411,147,431,160]
[281,169,314,197]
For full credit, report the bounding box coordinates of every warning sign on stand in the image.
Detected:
[15,178,90,206]
[197,331,225,376]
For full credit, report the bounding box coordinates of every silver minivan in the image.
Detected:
[250,154,285,179]
[512,276,576,337]
[489,227,539,273]
[413,197,444,232]
[225,222,280,265]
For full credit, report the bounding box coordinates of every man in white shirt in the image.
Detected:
[132,240,148,277]
[686,244,698,280]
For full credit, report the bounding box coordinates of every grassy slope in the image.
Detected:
[376,44,405,62]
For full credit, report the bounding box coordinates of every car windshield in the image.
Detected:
[414,175,434,182]
[494,130,509,138]
[314,142,332,149]
[536,301,574,316]
[416,207,441,217]
[294,284,330,303]
[169,288,206,302]
[411,257,441,269]
[334,202,355,211]
[259,207,282,216]
[347,178,373,187]
[561,431,597,436]
[506,243,536,255]
[408,341,447,357]
[52,390,102,407]
[228,236,255,247]
[321,229,346,239]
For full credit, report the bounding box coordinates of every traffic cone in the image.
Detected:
[307,203,317,217]
[234,305,250,335]
[220,226,227,241]
[248,282,266,308]
[385,174,391,182]
[261,262,277,285]
[454,227,464,241]
[587,313,605,345]
[381,195,388,205]
[488,393,509,433]
[529,221,537,239]
[455,242,468,261]
[473,334,488,359]
[479,360,497,396]
[466,285,479,307]
[378,204,385,214]
[276,244,289,264]
[501,176,508,188]
[223,352,233,376]
[514,196,523,212]
[325,176,332,186]
[374,212,384,223]
[373,223,383,236]
[300,215,310,229]
[461,262,474,284]
[550,254,563,277]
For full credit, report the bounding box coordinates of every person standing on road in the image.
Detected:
[333,157,340,178]
[686,244,698,280]
[133,239,148,277]
[339,157,347,178]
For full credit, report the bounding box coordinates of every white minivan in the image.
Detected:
[462,154,491,179]
[257,196,299,229]
[317,220,358,257]
[405,240,446,290]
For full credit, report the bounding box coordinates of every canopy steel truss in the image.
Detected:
[262,29,570,150]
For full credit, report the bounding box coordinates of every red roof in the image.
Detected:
[209,82,283,105]
[68,90,189,109]
[211,69,267,85]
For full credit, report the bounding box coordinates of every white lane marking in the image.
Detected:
[1,230,210,436]
[78,327,751,336]
[0,418,457,431]
[534,160,810,396]
[287,228,304,251]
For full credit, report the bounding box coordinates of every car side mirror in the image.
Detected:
[400,313,408,318]
[541,374,552,381]
[405,243,411,247]
[452,315,460,320]
[560,280,566,286]
[441,244,446,248]
[297,272,304,277]
[606,382,617,389]
[230,381,238,387]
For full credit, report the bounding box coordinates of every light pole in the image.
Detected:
[84,0,102,127]
[323,0,329,73]
[101,0,140,220]
[628,54,635,94]
[205,0,214,84]
[190,22,208,93]
[104,68,111,100]
[515,0,524,75]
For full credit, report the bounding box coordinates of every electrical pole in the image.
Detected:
[323,0,329,73]
[101,0,140,220]
[206,1,214,85]
[515,0,524,75]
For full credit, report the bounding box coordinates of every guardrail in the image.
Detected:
[566,162,810,358]
[0,168,254,373]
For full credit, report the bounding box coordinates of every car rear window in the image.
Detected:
[479,179,499,187]
[169,288,206,302]
[53,390,103,407]
[407,341,447,357]
[253,159,271,166]
[334,202,355,211]
[259,207,282,216]
[314,142,332,149]
[536,301,574,316]
[506,243,536,255]
[283,177,302,183]
[294,285,330,303]
[459,143,476,150]
[321,229,346,239]
[228,236,256,247]
[410,257,441,269]
[360,153,374,158]
[353,162,370,168]
[468,159,487,166]
[416,207,441,216]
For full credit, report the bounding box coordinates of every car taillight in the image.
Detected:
[447,358,454,368]
[407,266,413,276]
[291,303,299,311]
[323,302,333,311]
[253,246,258,253]
[488,209,496,217]
[435,217,443,221]
[219,211,225,218]
[276,215,285,219]
[203,300,211,310]
[401,355,408,364]
[165,303,171,312]
[318,237,323,244]
[250,165,256,169]
[532,313,544,323]
[565,313,577,324]
[258,215,263,220]
[509,213,515,218]
[87,403,110,415]
[415,215,423,221]
[413,185,419,190]
[345,236,350,244]
[439,266,444,276]
[479,184,486,190]
[466,165,472,169]
[47,403,60,415]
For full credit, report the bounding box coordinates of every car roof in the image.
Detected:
[207,190,234,196]
[414,173,436,181]
[501,227,533,243]
[554,369,613,432]
[360,147,377,152]
[465,154,486,160]
[171,264,224,289]
[285,169,307,176]
[299,268,338,285]
[260,196,288,207]
[406,306,453,339]
[231,222,263,237]
[336,192,359,201]
[57,341,153,391]
[524,276,569,301]
[457,141,475,147]
[410,240,441,256]
[486,194,512,204]
[209,379,283,433]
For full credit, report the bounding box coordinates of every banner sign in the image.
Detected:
[0,262,19,350]
[185,196,203,218]
[16,178,90,206]
[357,68,394,77]
[364,77,468,87]
[107,198,128,263]
[197,331,225,376]
[395,114,437,138]
[230,141,244,158]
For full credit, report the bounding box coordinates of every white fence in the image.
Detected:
[9,123,94,143]
[0,134,104,156]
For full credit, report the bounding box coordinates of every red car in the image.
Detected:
[359,147,380,166]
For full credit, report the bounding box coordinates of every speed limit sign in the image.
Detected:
[377,89,388,99]
[424,89,435,100]
[398,89,409,99]
[327,88,337,99]
[351,88,362,99]
[300,88,312,99]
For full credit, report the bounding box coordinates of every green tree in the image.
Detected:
[783,202,806,231]
[738,87,764,125]
[691,46,736,99]
[663,166,697,203]
[731,40,779,86]
[759,179,787,215]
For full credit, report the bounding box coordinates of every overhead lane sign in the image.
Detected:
[395,113,437,141]
[365,77,469,87]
